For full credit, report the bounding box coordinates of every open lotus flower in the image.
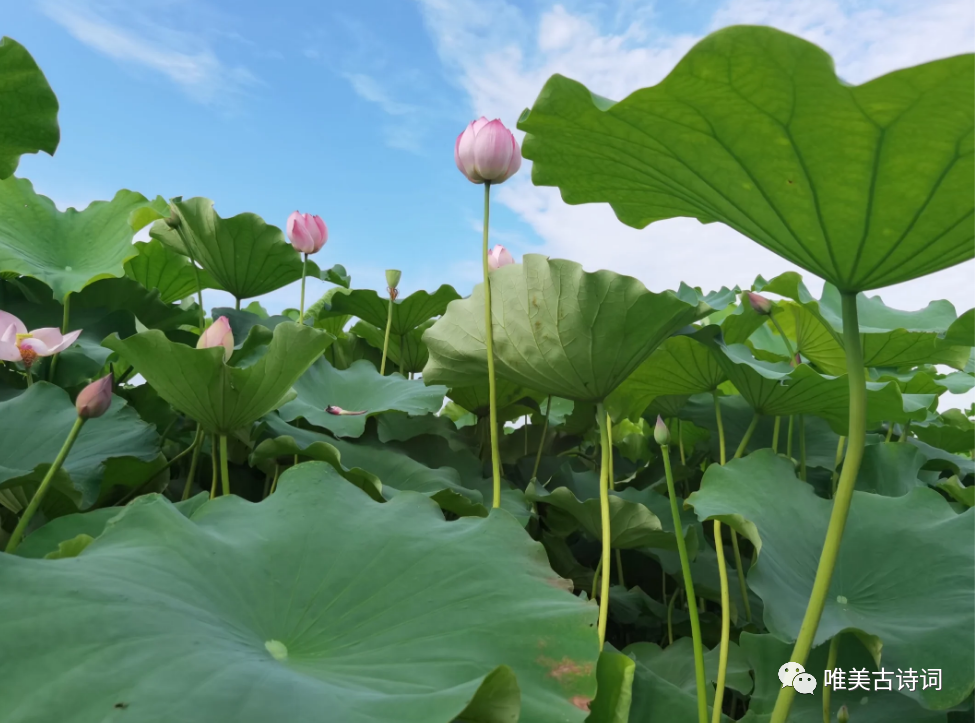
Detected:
[326,405,367,416]
[287,211,328,254]
[0,311,82,368]
[455,117,522,184]
[487,245,514,270]
[197,316,234,362]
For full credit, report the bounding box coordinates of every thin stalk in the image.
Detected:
[770,292,868,723]
[380,294,394,375]
[714,394,727,466]
[595,402,613,650]
[899,420,911,442]
[716,394,752,622]
[615,549,626,588]
[661,441,708,723]
[48,291,70,382]
[734,413,760,459]
[772,416,781,452]
[787,415,795,458]
[219,435,231,497]
[398,335,405,376]
[591,556,603,602]
[235,297,241,311]
[270,464,281,495]
[731,532,751,622]
[25,371,33,387]
[823,635,841,723]
[524,417,529,456]
[298,253,308,322]
[482,181,502,508]
[181,425,204,501]
[678,419,686,465]
[209,434,218,499]
[712,520,732,723]
[769,312,796,359]
[606,412,625,587]
[799,414,808,481]
[6,416,86,553]
[666,587,679,645]
[530,396,552,481]
[262,472,271,498]
[885,423,894,442]
[830,436,846,497]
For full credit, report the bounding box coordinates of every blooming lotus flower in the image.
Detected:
[0,311,82,369]
[487,245,514,271]
[287,211,328,254]
[455,117,522,184]
[326,405,367,416]
[197,316,234,361]
[76,373,114,419]
[745,291,772,316]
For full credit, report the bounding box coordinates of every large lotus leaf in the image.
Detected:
[0,37,59,179]
[448,378,540,418]
[423,255,713,402]
[124,239,220,304]
[739,633,946,723]
[517,25,974,292]
[149,197,320,302]
[0,383,160,508]
[626,639,752,701]
[351,319,432,374]
[606,332,725,422]
[0,177,154,301]
[104,323,333,435]
[320,285,460,336]
[688,450,974,709]
[855,442,931,497]
[0,468,600,722]
[278,358,447,439]
[586,648,634,723]
[913,409,975,454]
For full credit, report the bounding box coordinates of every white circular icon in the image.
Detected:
[793,672,818,695]
[778,661,805,688]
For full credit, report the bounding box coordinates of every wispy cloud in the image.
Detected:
[343,73,416,116]
[39,0,259,105]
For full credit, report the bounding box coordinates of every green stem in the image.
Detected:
[787,415,795,458]
[770,292,868,723]
[6,416,86,553]
[219,435,231,497]
[799,414,808,480]
[380,295,394,375]
[678,419,686,465]
[661,441,708,723]
[772,416,781,453]
[734,413,760,459]
[712,520,731,723]
[885,423,894,442]
[830,436,846,497]
[591,556,603,602]
[48,291,70,382]
[270,464,281,495]
[181,425,204,501]
[530,396,552,481]
[731,531,752,623]
[823,635,841,723]
[714,394,727,465]
[899,420,910,442]
[595,402,613,650]
[209,435,218,499]
[769,312,796,359]
[398,335,405,376]
[298,253,308,322]
[615,549,626,589]
[666,586,678,645]
[235,297,241,311]
[482,181,502,509]
[25,371,33,387]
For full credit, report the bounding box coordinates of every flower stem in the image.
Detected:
[666,587,678,645]
[591,555,603,602]
[219,435,231,497]
[772,416,781,452]
[730,531,751,623]
[209,435,218,500]
[899,420,911,442]
[48,291,70,382]
[661,440,708,723]
[714,394,727,466]
[530,396,552,481]
[270,464,281,495]
[716,395,752,622]
[712,520,732,723]
[678,419,686,465]
[823,634,841,723]
[769,312,796,359]
[787,415,795,458]
[299,253,308,323]
[482,181,502,508]
[398,335,405,376]
[770,292,868,723]
[380,294,394,375]
[595,402,613,649]
[830,436,846,497]
[181,424,204,501]
[6,416,86,553]
[734,412,760,459]
[799,414,808,480]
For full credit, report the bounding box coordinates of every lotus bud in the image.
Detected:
[454,117,522,184]
[76,373,114,419]
[286,211,328,254]
[653,415,671,446]
[792,352,801,367]
[326,405,367,416]
[197,316,234,361]
[386,269,402,289]
[487,245,514,271]
[837,705,849,723]
[745,291,772,316]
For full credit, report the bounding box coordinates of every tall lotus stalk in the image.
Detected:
[381,269,401,375]
[6,374,113,553]
[455,116,521,508]
[286,211,328,323]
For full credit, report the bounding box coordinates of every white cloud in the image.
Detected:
[417,0,975,320]
[39,0,258,105]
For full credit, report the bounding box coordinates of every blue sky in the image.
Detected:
[6,0,974,321]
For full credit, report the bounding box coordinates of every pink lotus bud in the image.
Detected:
[76,373,114,419]
[454,117,522,184]
[653,415,671,446]
[487,245,514,271]
[745,291,772,316]
[792,353,801,367]
[326,405,367,416]
[197,316,234,361]
[286,211,328,254]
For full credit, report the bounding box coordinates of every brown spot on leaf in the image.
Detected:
[545,576,575,593]
[570,696,592,711]
[538,656,594,684]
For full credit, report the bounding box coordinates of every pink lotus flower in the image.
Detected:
[0,311,82,369]
[745,291,772,316]
[76,373,114,419]
[455,117,522,184]
[326,405,366,416]
[197,316,234,362]
[487,245,514,271]
[287,211,328,254]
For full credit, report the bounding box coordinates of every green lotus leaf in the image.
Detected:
[688,450,974,709]
[933,370,975,395]
[448,378,541,419]
[104,323,333,435]
[739,633,947,723]
[912,409,975,454]
[908,437,975,479]
[607,332,726,422]
[0,177,154,301]
[626,639,752,700]
[0,383,160,508]
[212,307,294,368]
[351,319,432,373]
[278,358,447,439]
[0,37,59,179]
[518,25,974,292]
[0,468,600,722]
[936,476,974,508]
[149,197,320,302]
[423,255,714,402]
[586,648,634,723]
[125,239,221,304]
[319,262,350,288]
[855,442,932,497]
[319,284,460,335]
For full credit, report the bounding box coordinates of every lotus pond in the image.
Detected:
[0,24,972,723]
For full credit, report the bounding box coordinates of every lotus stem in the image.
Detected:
[482,181,502,508]
[714,394,727,466]
[799,414,808,480]
[380,294,394,375]
[530,396,552,481]
[209,434,218,499]
[885,423,894,442]
[270,464,281,495]
[6,416,86,553]
[770,292,868,723]
[734,412,760,459]
[595,402,613,649]
[48,291,70,382]
[666,586,678,645]
[823,634,841,723]
[181,424,204,501]
[899,420,911,442]
[298,253,308,322]
[398,335,405,376]
[830,436,846,497]
[591,555,602,602]
[712,520,732,723]
[715,394,751,622]
[730,531,751,623]
[219,435,231,497]
[772,416,781,452]
[660,438,708,723]
[769,311,796,359]
[678,419,686,465]
[787,415,795,457]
